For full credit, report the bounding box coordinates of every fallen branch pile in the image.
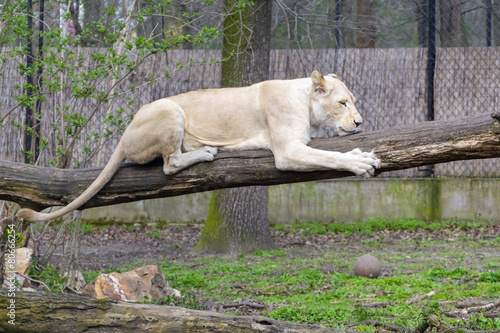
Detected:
[445,299,500,319]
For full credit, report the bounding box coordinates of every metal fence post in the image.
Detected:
[425,0,436,178]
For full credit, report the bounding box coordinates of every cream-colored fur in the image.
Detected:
[17,71,380,222]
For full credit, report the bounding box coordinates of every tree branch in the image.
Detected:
[1,113,500,211]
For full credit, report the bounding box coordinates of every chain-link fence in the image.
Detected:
[1,46,499,177]
[1,0,500,177]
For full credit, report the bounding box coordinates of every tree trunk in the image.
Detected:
[438,0,463,47]
[416,0,428,47]
[196,0,274,255]
[1,113,500,212]
[0,290,350,333]
[194,187,274,255]
[220,0,272,87]
[356,0,376,48]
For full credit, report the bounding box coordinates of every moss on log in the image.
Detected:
[0,290,353,332]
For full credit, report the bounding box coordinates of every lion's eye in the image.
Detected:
[339,101,347,107]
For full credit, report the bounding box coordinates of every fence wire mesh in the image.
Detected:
[1,47,499,177]
[1,0,500,177]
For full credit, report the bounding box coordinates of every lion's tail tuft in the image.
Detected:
[16,207,67,222]
[16,208,37,221]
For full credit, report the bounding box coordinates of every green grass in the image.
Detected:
[145,229,161,239]
[153,256,498,329]
[67,221,96,234]
[76,217,500,331]
[274,217,495,237]
[155,220,169,229]
[153,252,500,330]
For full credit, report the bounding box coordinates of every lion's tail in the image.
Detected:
[16,144,127,222]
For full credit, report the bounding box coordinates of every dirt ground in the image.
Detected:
[38,222,500,274]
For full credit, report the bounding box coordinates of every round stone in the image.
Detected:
[353,254,382,278]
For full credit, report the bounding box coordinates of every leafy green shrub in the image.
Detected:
[29,260,69,293]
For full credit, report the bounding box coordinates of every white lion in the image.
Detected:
[17,70,380,222]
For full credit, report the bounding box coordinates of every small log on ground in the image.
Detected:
[0,112,499,211]
[0,290,353,333]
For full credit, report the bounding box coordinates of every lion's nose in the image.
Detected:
[354,120,362,127]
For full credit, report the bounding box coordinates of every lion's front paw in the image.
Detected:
[347,148,381,177]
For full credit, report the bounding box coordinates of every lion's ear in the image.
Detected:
[311,70,327,94]
[328,73,338,79]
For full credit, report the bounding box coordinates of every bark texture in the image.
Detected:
[0,290,352,333]
[194,187,274,254]
[1,113,499,211]
[356,0,376,48]
[439,0,464,47]
[198,0,274,254]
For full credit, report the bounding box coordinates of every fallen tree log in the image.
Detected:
[0,290,352,333]
[1,113,499,211]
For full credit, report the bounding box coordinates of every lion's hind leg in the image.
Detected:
[124,98,217,175]
[163,146,218,175]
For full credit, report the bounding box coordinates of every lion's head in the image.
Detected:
[310,70,362,136]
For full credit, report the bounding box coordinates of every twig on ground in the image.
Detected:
[222,300,266,310]
[407,290,438,305]
[456,299,500,309]
[361,302,393,309]
[484,312,500,319]
[347,320,412,332]
[20,274,50,291]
